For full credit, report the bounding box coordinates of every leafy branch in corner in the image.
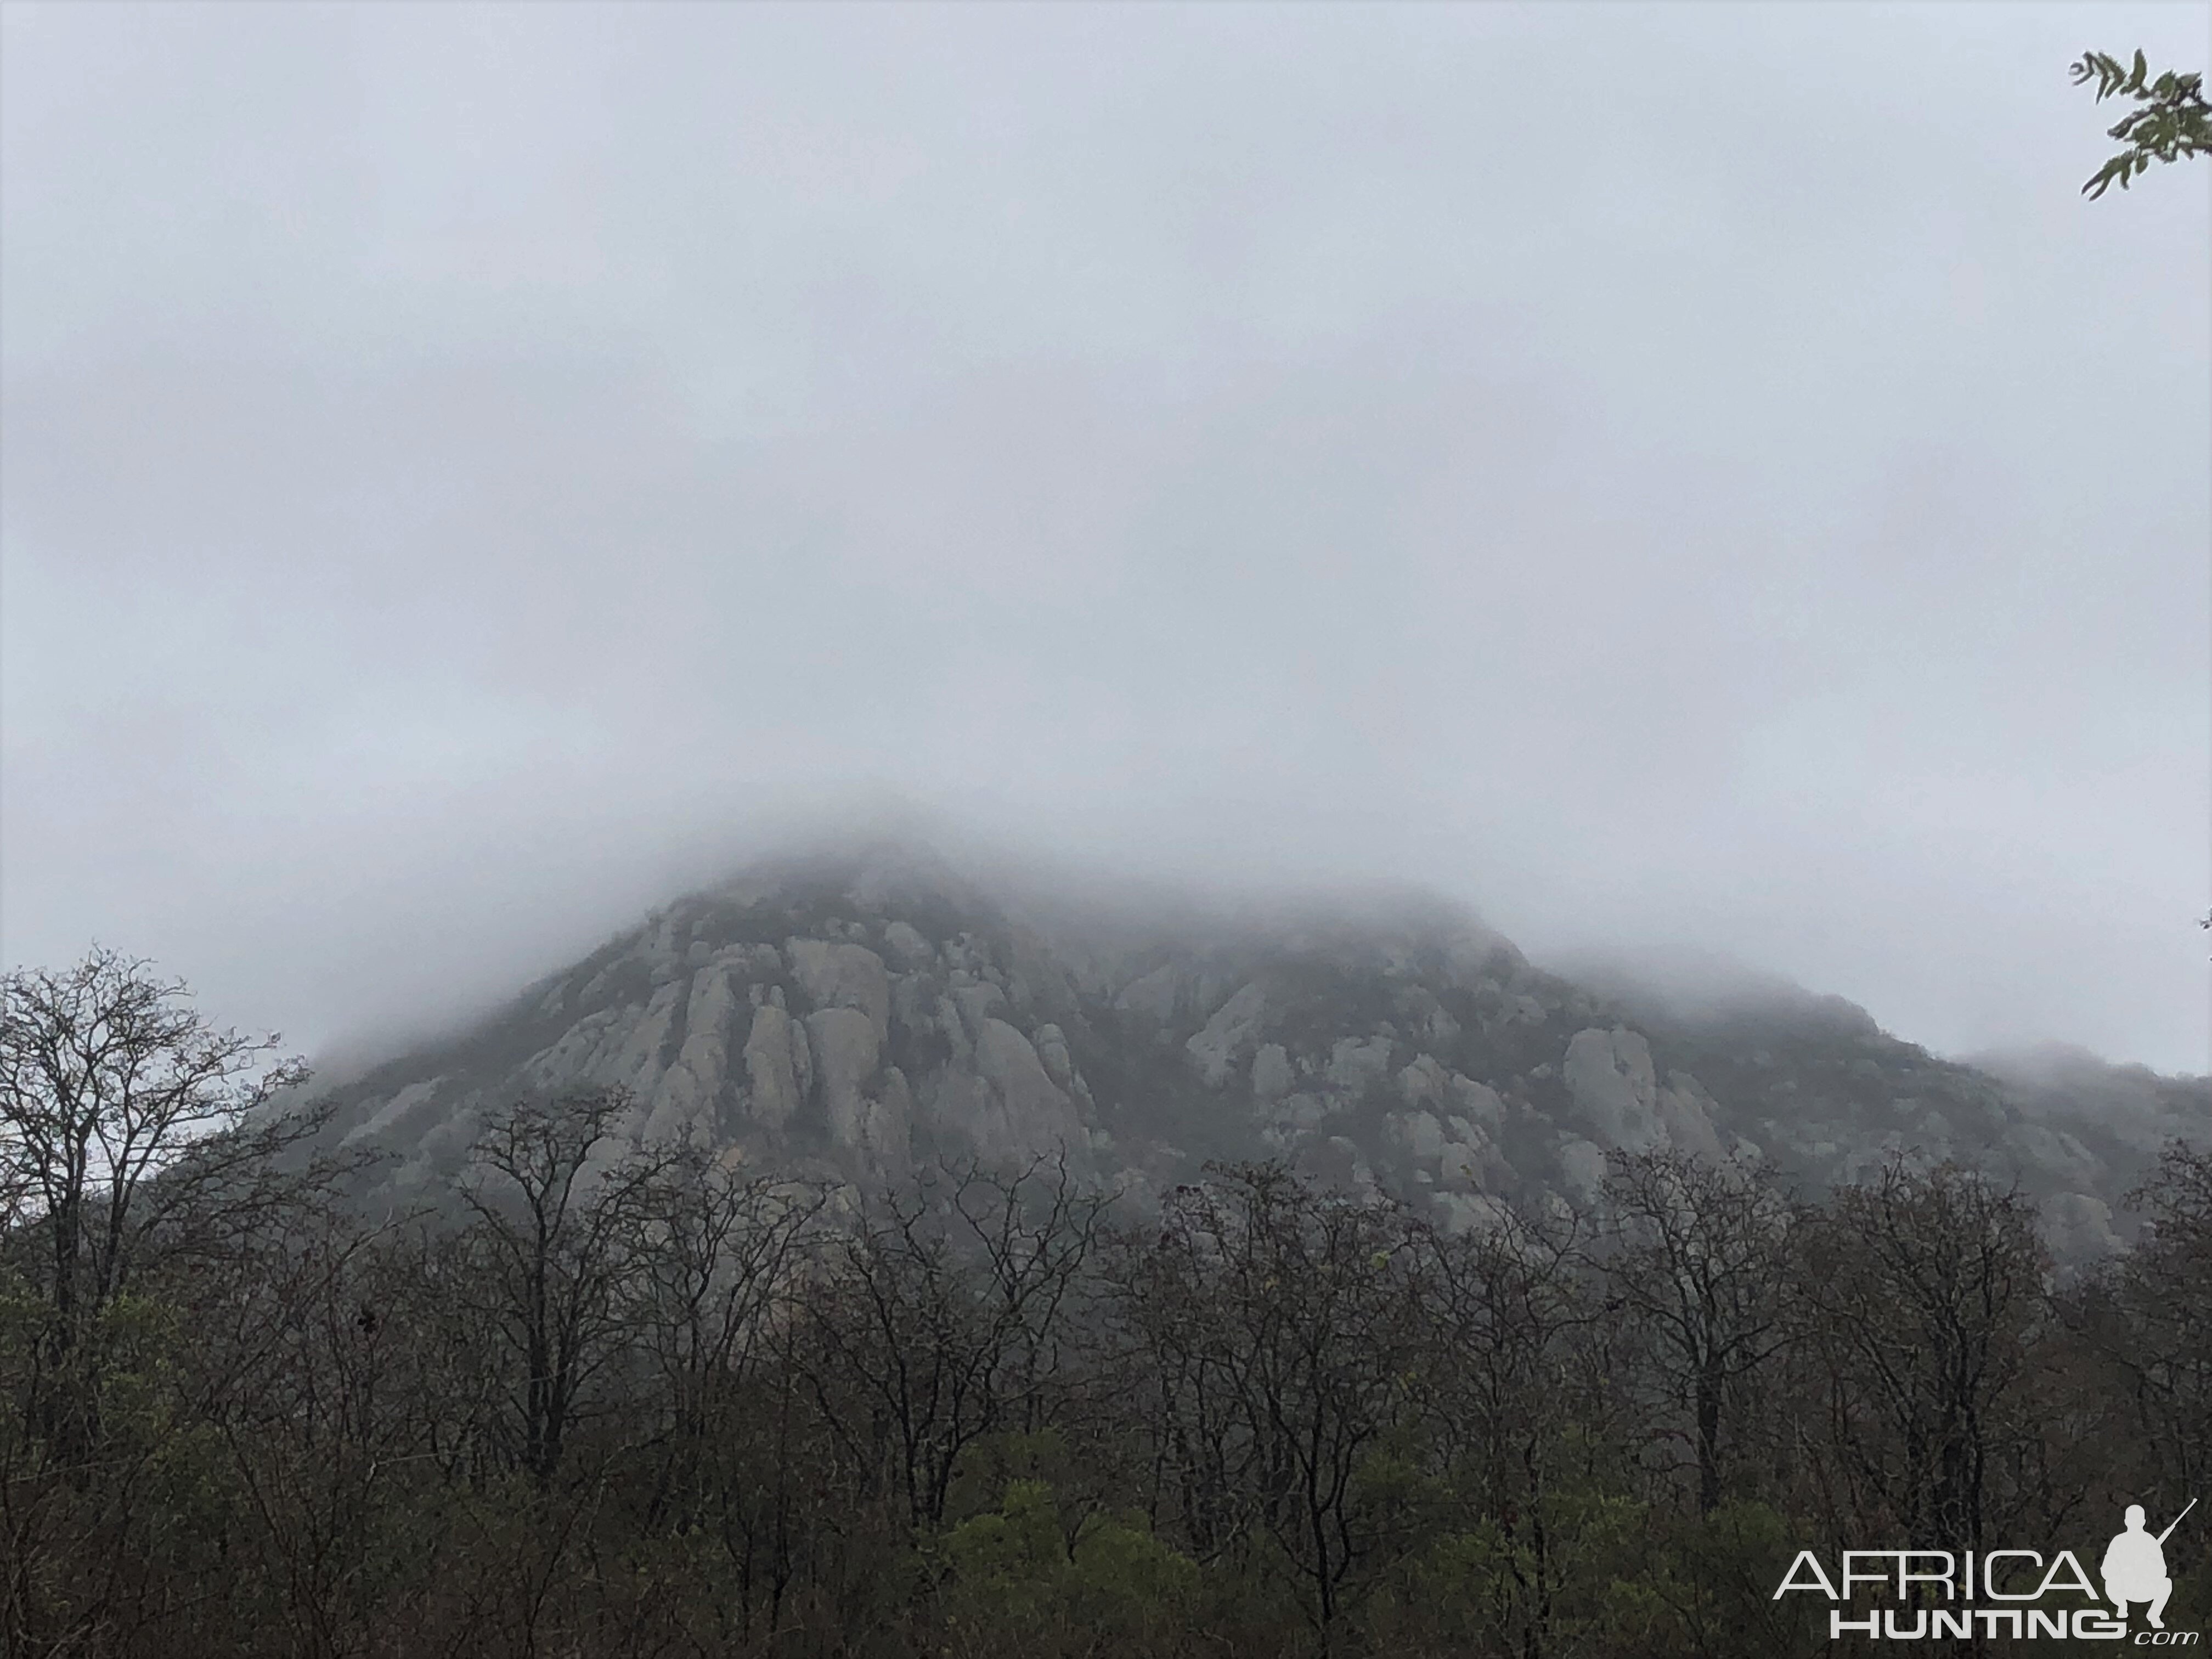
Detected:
[2070,49,2210,199]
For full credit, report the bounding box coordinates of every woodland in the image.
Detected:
[2,951,2206,1658]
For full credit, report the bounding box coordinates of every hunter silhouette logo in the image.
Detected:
[2106,1500,2193,1632]
[1774,1498,2199,1643]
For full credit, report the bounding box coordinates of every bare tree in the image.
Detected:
[1598,1148,1794,1514]
[1792,1159,2047,1555]
[945,1154,1116,1447]
[789,1157,1110,1534]
[619,1144,824,1524]
[456,1089,664,1484]
[1408,1197,1591,1659]
[1114,1164,1430,1641]
[2073,1143,2212,1514]
[183,1205,418,1659]
[0,947,313,1452]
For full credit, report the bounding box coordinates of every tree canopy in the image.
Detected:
[2071,49,2211,199]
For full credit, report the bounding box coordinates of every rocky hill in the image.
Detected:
[304,839,2205,1256]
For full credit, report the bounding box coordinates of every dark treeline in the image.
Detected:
[3,953,2207,1658]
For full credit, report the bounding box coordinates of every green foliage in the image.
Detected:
[2072,48,2211,198]
[942,1427,1074,1523]
[932,1477,1200,1651]
[1667,1502,1821,1658]
[1071,1508,1203,1618]
[937,1479,1070,1620]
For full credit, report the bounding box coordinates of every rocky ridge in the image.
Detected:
[307,841,2206,1255]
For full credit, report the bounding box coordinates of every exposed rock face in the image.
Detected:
[645,962,746,1141]
[788,940,891,1043]
[972,1017,1084,1160]
[1187,982,1268,1088]
[742,1003,810,1133]
[806,1006,881,1147]
[304,840,2207,1257]
[1563,1027,1662,1148]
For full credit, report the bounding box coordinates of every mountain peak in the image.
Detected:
[303,845,2204,1259]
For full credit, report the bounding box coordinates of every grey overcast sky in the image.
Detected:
[3,2,2208,1074]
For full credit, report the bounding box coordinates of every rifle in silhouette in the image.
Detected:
[2157,1497,2197,1546]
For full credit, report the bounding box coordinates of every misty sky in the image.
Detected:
[3,2,2207,1075]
